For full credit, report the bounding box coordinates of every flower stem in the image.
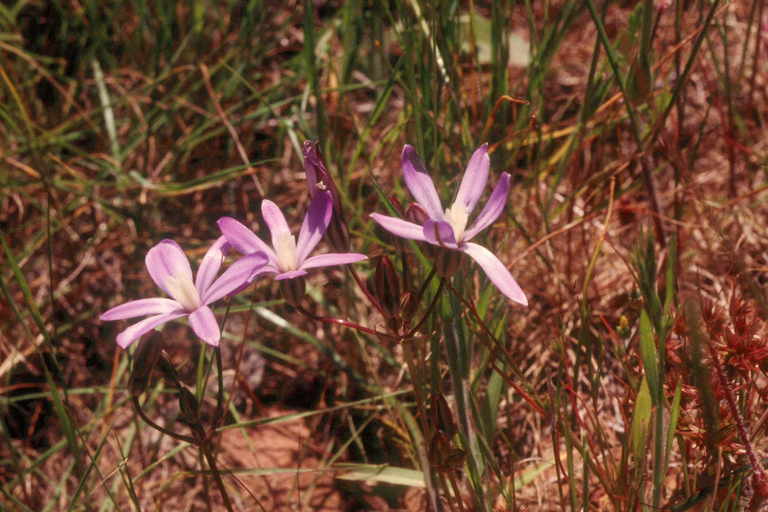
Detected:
[213,346,226,428]
[145,352,235,511]
[404,277,444,338]
[295,304,395,339]
[445,470,466,512]
[200,438,235,512]
[444,280,546,416]
[131,394,195,444]
[401,337,441,512]
[347,265,387,317]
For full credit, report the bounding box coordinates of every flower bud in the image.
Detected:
[429,392,457,438]
[280,277,306,307]
[177,387,199,424]
[406,202,429,225]
[326,215,351,254]
[303,140,325,194]
[368,255,401,319]
[303,140,350,252]
[130,338,164,396]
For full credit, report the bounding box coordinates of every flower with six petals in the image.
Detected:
[100,238,268,348]
[217,190,367,283]
[370,144,527,306]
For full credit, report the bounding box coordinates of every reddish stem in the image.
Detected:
[295,304,395,339]
[708,340,768,507]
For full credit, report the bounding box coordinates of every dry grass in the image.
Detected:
[2,0,768,510]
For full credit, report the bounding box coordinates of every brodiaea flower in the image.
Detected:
[370,144,527,306]
[217,190,367,289]
[303,140,349,251]
[100,238,268,348]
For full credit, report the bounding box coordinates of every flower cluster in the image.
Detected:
[101,143,526,348]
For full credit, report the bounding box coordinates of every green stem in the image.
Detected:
[402,338,441,512]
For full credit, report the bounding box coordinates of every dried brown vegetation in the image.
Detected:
[2,0,768,510]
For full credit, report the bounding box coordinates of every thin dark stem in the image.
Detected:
[140,347,235,511]
[213,347,226,428]
[434,471,458,512]
[748,0,765,102]
[444,280,545,416]
[400,246,411,297]
[211,297,234,429]
[199,450,213,509]
[412,266,437,306]
[347,265,387,317]
[200,439,235,512]
[400,336,440,510]
[295,268,441,342]
[445,471,466,512]
[131,395,195,443]
[584,0,665,246]
[295,304,395,339]
[404,278,445,339]
[708,342,765,481]
[647,0,722,145]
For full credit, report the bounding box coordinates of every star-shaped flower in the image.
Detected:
[370,144,527,305]
[217,190,367,283]
[100,238,268,348]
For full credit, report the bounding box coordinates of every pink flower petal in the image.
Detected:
[145,240,194,297]
[301,252,367,270]
[423,219,458,248]
[261,200,292,244]
[295,190,332,264]
[202,252,269,304]
[275,269,309,280]
[464,172,511,241]
[115,311,187,349]
[217,216,276,263]
[226,266,277,297]
[370,213,428,242]
[188,306,220,346]
[453,144,489,215]
[401,145,444,219]
[100,298,182,321]
[461,242,527,306]
[195,236,228,297]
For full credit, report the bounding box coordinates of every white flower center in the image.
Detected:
[444,202,469,242]
[274,231,298,271]
[165,275,201,311]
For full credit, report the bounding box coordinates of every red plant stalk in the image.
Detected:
[707,339,768,508]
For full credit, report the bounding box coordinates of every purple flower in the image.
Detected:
[303,140,349,251]
[217,190,367,282]
[100,238,268,348]
[370,144,527,306]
